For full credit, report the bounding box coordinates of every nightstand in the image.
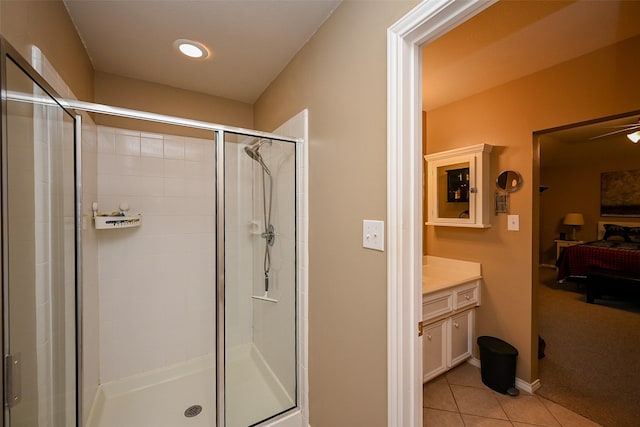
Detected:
[554,239,584,261]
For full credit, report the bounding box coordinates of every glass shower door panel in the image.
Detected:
[224,132,297,426]
[3,58,76,427]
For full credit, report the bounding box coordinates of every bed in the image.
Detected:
[556,221,640,303]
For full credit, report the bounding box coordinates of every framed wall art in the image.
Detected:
[601,169,640,216]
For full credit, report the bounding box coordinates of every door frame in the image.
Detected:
[386,1,497,425]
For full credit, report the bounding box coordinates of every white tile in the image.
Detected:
[97,174,117,196]
[82,127,98,153]
[164,177,185,197]
[35,222,49,264]
[163,138,185,159]
[35,262,51,305]
[116,154,142,176]
[184,179,206,198]
[98,153,118,176]
[136,176,164,197]
[184,140,207,161]
[99,321,121,382]
[139,156,164,177]
[141,137,164,158]
[164,159,185,178]
[114,128,140,137]
[160,325,189,365]
[140,131,164,140]
[98,129,115,154]
[184,160,207,179]
[115,133,140,157]
[35,301,51,346]
[137,197,166,216]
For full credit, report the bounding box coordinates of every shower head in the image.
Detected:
[244,139,272,176]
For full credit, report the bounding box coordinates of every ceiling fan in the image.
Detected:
[589,117,640,142]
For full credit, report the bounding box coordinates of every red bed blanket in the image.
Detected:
[556,240,640,281]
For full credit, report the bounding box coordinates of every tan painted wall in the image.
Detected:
[253,1,417,425]
[0,0,94,102]
[425,35,640,382]
[93,71,253,137]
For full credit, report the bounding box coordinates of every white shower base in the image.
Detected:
[86,344,294,427]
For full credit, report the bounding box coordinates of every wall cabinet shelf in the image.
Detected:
[424,143,492,228]
[92,201,142,229]
[94,215,141,229]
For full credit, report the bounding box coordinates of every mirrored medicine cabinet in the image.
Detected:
[424,143,493,228]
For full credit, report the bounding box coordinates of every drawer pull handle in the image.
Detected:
[465,295,470,300]
[426,334,432,341]
[453,322,459,328]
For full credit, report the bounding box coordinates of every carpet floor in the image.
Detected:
[537,267,640,427]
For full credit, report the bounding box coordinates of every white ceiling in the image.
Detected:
[63,0,341,104]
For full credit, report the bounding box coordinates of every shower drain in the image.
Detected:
[184,404,203,418]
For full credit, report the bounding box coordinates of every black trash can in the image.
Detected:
[477,336,519,396]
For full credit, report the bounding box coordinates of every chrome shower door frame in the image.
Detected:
[0,37,82,427]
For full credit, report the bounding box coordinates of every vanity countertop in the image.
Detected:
[423,255,481,294]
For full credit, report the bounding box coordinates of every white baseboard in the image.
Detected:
[517,377,541,394]
[468,357,481,368]
[467,358,541,394]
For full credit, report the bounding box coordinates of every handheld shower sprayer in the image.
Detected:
[244,139,272,176]
[245,139,278,303]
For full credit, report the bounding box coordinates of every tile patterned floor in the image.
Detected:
[423,363,602,427]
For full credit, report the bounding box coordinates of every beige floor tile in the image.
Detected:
[446,363,486,389]
[496,394,560,426]
[424,408,464,427]
[462,414,514,426]
[424,375,458,411]
[422,362,602,427]
[451,384,508,420]
[538,397,603,427]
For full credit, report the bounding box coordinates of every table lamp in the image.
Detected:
[563,213,584,241]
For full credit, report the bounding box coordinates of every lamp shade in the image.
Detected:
[563,213,584,226]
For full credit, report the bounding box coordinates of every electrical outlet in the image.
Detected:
[363,220,384,251]
[507,214,519,231]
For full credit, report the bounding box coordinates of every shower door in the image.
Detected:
[221,132,297,426]
[2,51,78,427]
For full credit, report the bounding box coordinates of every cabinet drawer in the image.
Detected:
[453,282,479,310]
[423,291,453,322]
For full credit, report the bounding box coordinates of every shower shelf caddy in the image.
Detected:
[92,202,142,229]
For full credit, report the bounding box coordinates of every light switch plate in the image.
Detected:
[363,220,384,251]
[507,214,519,231]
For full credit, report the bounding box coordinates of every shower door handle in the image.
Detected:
[4,352,22,408]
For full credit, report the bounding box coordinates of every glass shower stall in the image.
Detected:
[0,38,302,427]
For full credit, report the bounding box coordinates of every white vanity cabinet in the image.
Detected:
[422,256,481,383]
[423,309,475,381]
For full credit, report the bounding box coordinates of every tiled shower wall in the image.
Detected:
[96,126,215,382]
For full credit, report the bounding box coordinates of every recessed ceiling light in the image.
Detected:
[174,39,209,59]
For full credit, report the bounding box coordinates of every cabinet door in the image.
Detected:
[449,310,474,367]
[423,319,448,382]
[424,143,492,228]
